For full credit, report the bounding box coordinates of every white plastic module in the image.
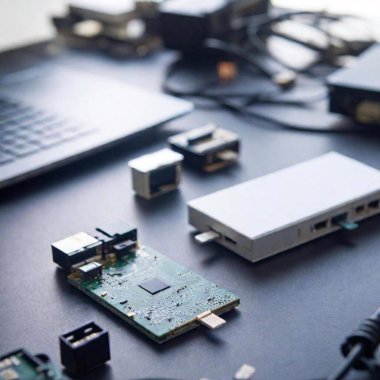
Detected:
[188,152,380,263]
[129,149,183,199]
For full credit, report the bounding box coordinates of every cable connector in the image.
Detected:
[327,307,380,380]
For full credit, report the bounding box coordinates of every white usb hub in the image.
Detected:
[188,152,380,263]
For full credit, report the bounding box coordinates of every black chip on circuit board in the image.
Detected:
[139,278,170,295]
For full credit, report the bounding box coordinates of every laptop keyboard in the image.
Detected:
[0,97,96,165]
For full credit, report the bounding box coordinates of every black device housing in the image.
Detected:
[59,322,110,376]
[52,240,101,273]
[327,44,380,126]
[88,229,114,256]
[159,0,232,52]
[159,0,269,52]
[52,221,137,271]
[96,220,137,245]
[94,220,138,257]
[230,0,269,18]
[113,239,137,258]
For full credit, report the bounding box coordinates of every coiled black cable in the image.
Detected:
[162,10,375,132]
[327,308,380,380]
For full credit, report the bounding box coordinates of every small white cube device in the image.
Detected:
[188,152,380,263]
[129,148,184,199]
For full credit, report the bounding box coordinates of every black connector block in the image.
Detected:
[92,220,138,256]
[59,322,110,376]
[88,229,114,256]
[52,233,102,272]
[96,220,137,245]
[113,240,137,258]
[168,124,240,171]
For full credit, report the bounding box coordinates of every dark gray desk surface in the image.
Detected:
[1,46,380,380]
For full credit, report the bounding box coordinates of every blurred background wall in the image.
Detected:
[0,0,379,52]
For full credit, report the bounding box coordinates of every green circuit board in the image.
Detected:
[68,245,239,343]
[0,349,67,380]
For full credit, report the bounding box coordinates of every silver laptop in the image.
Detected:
[0,3,192,189]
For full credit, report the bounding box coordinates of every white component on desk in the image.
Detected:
[188,152,380,263]
[129,148,184,200]
[234,364,256,380]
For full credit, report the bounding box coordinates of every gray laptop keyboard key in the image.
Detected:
[40,133,65,148]
[0,97,96,165]
[0,152,13,164]
[6,143,40,157]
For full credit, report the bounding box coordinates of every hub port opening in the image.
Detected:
[314,220,328,231]
[355,205,365,214]
[332,212,348,226]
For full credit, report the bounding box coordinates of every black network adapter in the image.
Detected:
[159,0,233,52]
[327,44,380,126]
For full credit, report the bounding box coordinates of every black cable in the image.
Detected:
[163,54,324,105]
[246,11,374,72]
[162,10,375,132]
[162,58,220,98]
[246,11,340,58]
[246,11,362,47]
[326,308,380,380]
[162,56,347,131]
[164,54,328,105]
[327,345,365,380]
[204,39,297,88]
